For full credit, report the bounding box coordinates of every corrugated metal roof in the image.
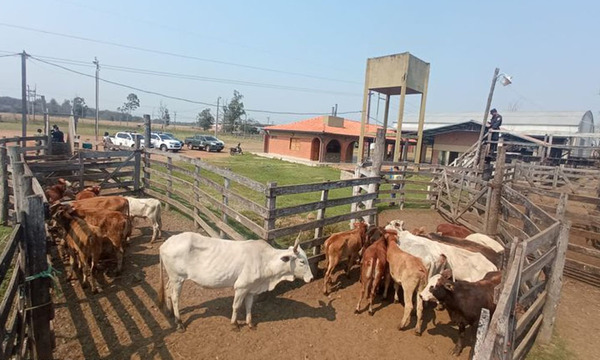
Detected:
[393,111,586,134]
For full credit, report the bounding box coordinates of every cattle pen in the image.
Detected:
[0,126,579,359]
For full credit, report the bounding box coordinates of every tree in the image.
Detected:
[196,108,214,130]
[159,102,170,129]
[222,90,245,133]
[48,98,60,115]
[73,97,88,117]
[60,99,72,115]
[117,93,140,124]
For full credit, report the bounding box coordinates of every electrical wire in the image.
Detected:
[0,23,361,85]
[28,56,363,117]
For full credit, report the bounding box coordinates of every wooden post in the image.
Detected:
[538,194,570,344]
[221,177,230,238]
[193,164,200,229]
[78,152,84,191]
[8,147,24,224]
[264,181,277,244]
[0,139,8,225]
[552,167,559,189]
[365,129,385,225]
[23,194,53,359]
[314,187,329,255]
[475,67,500,170]
[133,137,141,193]
[485,140,506,236]
[165,157,172,211]
[472,308,491,359]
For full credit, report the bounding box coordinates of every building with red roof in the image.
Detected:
[263,115,400,163]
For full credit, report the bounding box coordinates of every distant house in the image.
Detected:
[263,115,394,163]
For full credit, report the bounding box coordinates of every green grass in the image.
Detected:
[526,334,575,360]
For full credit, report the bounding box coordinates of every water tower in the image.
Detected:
[357,52,430,163]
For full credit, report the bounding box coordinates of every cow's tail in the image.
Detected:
[158,253,165,310]
[364,258,374,294]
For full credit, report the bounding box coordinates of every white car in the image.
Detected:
[113,132,146,148]
[151,133,182,152]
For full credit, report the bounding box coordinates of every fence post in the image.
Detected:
[0,139,8,225]
[485,140,505,236]
[221,177,230,238]
[8,147,24,224]
[552,167,559,189]
[165,157,172,211]
[133,138,141,193]
[264,181,277,244]
[365,129,385,225]
[314,186,329,255]
[538,193,570,344]
[24,192,53,359]
[78,151,84,191]
[192,164,200,229]
[472,308,491,359]
[142,115,151,191]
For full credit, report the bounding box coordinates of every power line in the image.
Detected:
[6,51,360,96]
[0,22,361,85]
[28,56,363,117]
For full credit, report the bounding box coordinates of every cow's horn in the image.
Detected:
[293,232,301,253]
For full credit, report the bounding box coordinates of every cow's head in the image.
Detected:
[280,234,313,283]
[419,268,453,303]
[58,178,73,188]
[50,203,75,228]
[384,220,404,233]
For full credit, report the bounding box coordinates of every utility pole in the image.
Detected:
[173,111,177,130]
[215,97,221,137]
[475,68,500,169]
[93,57,100,143]
[21,51,28,146]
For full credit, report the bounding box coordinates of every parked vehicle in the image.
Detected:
[161,132,184,147]
[112,132,146,148]
[184,134,225,152]
[150,133,182,152]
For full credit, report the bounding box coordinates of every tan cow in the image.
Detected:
[322,221,369,295]
[383,230,428,335]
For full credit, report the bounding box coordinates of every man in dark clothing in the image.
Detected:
[51,125,64,143]
[486,108,502,153]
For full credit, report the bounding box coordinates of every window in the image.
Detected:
[289,138,300,151]
[117,133,127,139]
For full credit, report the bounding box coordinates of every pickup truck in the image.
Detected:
[112,132,146,148]
[184,134,225,152]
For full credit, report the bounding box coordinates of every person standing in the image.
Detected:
[487,108,503,153]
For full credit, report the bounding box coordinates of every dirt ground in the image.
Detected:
[49,208,600,360]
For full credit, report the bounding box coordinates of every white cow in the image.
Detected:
[125,197,162,242]
[158,232,314,332]
[466,233,505,253]
[386,220,497,282]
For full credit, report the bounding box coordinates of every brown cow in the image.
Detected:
[52,205,104,293]
[67,200,130,274]
[45,178,72,203]
[354,229,388,315]
[75,185,101,200]
[72,196,129,216]
[436,223,472,238]
[383,230,428,335]
[420,270,502,356]
[322,221,369,295]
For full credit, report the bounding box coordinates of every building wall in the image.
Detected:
[433,131,479,153]
[265,131,359,163]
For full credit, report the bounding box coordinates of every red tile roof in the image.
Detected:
[264,116,383,137]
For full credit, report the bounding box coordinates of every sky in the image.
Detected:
[0,0,598,125]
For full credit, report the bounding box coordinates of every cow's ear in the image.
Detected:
[280,256,291,263]
[444,282,454,292]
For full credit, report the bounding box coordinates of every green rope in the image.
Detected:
[25,264,63,298]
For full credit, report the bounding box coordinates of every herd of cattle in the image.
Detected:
[43,178,505,356]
